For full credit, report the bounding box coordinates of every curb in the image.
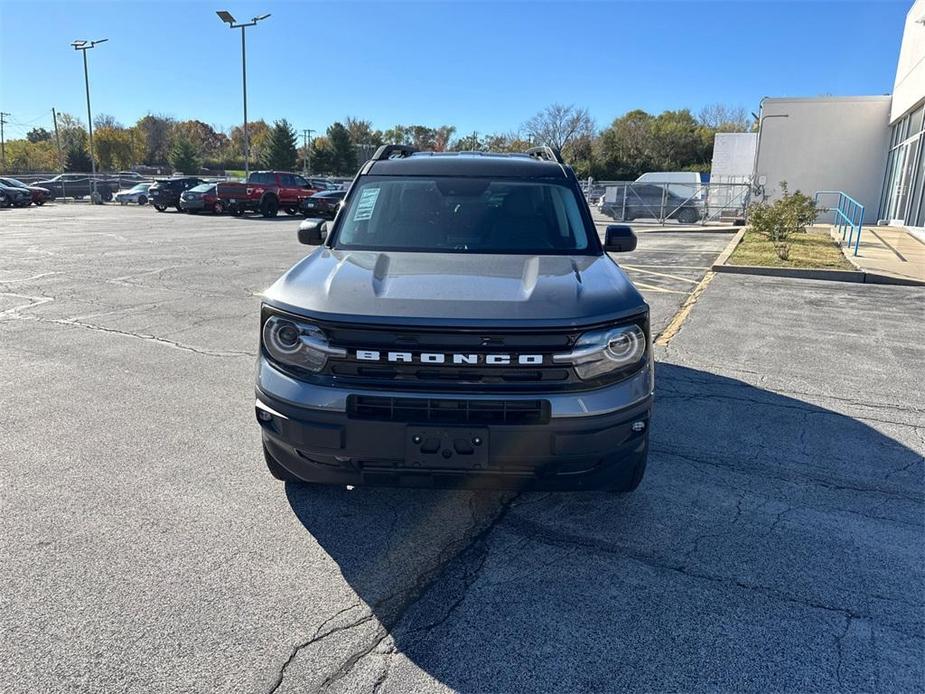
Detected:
[712,264,866,282]
[710,228,925,286]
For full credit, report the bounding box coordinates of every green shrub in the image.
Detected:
[747,182,817,259]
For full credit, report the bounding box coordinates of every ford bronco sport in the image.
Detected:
[255,145,653,491]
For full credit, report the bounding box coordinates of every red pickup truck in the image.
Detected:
[217,171,319,217]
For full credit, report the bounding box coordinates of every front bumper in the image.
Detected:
[179,198,206,211]
[256,356,653,490]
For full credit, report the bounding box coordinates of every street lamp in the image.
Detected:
[71,38,107,203]
[216,10,270,180]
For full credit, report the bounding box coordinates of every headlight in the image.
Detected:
[262,313,345,373]
[553,324,647,380]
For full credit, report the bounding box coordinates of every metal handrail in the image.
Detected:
[814,191,864,255]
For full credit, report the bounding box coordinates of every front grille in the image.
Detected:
[318,322,585,391]
[347,395,550,425]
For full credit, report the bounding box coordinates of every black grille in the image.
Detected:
[347,395,550,425]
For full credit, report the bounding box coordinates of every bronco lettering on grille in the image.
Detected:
[355,350,543,366]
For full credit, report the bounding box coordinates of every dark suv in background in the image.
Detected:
[149,177,206,212]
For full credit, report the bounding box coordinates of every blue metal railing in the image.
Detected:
[814,191,864,256]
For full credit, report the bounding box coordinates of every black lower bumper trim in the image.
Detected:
[257,389,651,491]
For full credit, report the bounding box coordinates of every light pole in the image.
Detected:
[216,10,270,180]
[302,128,315,175]
[71,39,107,203]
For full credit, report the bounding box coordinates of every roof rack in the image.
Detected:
[372,144,418,161]
[525,146,564,164]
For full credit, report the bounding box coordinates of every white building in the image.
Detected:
[751,0,925,229]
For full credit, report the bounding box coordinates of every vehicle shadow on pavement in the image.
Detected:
[284,364,924,692]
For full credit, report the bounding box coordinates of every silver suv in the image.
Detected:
[255,146,653,491]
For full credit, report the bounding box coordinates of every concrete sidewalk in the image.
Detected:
[839,225,925,284]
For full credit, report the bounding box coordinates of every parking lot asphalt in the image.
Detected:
[1,204,922,693]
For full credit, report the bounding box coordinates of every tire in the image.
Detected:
[101,190,113,202]
[154,204,166,212]
[284,206,299,216]
[676,207,699,224]
[232,206,245,217]
[34,199,45,206]
[260,196,279,218]
[138,196,147,206]
[175,204,183,212]
[212,201,225,215]
[263,443,298,482]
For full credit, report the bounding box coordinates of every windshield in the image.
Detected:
[130,183,150,192]
[0,178,27,188]
[189,184,213,193]
[333,176,596,254]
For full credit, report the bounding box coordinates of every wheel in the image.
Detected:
[284,206,298,216]
[232,206,245,217]
[260,196,279,218]
[263,443,298,481]
[175,204,183,212]
[101,190,113,202]
[34,199,45,206]
[212,201,225,214]
[138,195,147,206]
[676,207,699,224]
[153,204,166,212]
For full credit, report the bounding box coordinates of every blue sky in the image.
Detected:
[0,0,911,140]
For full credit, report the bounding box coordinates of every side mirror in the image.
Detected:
[298,218,328,245]
[604,225,637,253]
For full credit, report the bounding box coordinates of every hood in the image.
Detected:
[262,249,647,327]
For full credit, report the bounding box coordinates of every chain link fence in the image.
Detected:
[581,179,751,225]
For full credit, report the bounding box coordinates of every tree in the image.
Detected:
[27,128,52,143]
[94,113,122,130]
[523,103,594,151]
[595,110,655,180]
[169,134,199,174]
[136,114,176,165]
[649,109,710,171]
[65,142,92,172]
[94,127,138,170]
[229,119,270,167]
[173,120,228,164]
[56,112,88,153]
[697,104,752,132]
[344,117,383,148]
[327,122,357,175]
[261,119,299,170]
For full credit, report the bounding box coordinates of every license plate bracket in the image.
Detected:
[405,426,489,469]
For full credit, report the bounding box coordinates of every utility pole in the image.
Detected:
[217,11,270,180]
[302,128,315,175]
[71,39,108,202]
[52,108,63,172]
[0,112,9,172]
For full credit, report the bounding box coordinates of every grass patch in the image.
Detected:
[729,228,853,270]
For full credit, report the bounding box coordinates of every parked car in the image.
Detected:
[179,183,225,214]
[256,144,651,492]
[31,174,118,201]
[0,188,8,208]
[599,184,701,224]
[114,183,152,205]
[299,190,345,219]
[216,171,319,217]
[0,181,34,207]
[148,177,205,212]
[0,177,51,205]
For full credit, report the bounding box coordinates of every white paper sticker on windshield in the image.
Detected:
[353,187,380,221]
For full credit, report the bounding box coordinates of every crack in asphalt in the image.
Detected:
[500,514,924,638]
[6,313,256,358]
[267,491,518,693]
[654,446,924,506]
